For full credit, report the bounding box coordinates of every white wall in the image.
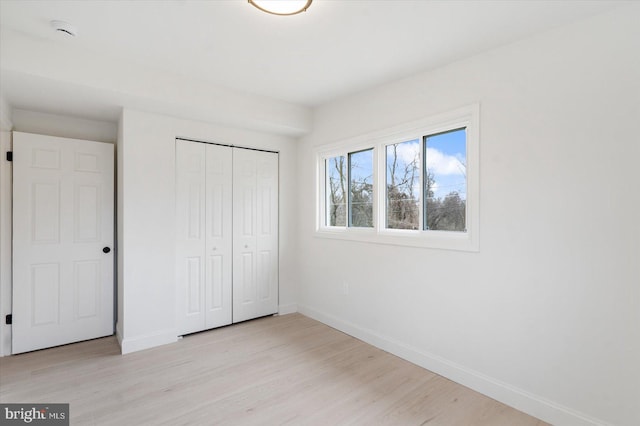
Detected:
[11,109,117,143]
[117,109,298,354]
[297,6,639,426]
[0,97,13,357]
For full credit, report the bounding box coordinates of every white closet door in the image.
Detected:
[12,132,114,354]
[233,149,278,323]
[176,141,232,335]
[204,144,233,328]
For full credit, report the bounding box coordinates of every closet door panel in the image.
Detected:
[255,153,279,314]
[204,144,233,328]
[177,141,233,334]
[233,149,278,323]
[176,140,207,335]
[233,150,258,322]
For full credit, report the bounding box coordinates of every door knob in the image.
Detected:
[244,244,248,249]
[103,247,111,253]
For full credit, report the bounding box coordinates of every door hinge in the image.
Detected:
[6,151,12,161]
[5,314,11,325]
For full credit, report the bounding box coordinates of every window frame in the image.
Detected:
[325,155,347,228]
[347,148,375,228]
[421,127,468,233]
[318,141,378,233]
[315,104,479,252]
[384,137,421,231]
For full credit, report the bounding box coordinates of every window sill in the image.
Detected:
[315,227,479,252]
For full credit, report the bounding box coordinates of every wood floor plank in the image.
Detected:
[0,313,547,425]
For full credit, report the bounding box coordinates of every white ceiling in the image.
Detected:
[0,0,627,133]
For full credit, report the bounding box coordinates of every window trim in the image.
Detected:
[315,104,479,252]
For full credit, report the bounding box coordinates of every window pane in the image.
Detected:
[349,149,373,227]
[386,139,420,230]
[326,156,347,226]
[424,128,466,232]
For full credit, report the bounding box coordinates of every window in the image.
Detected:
[349,149,374,228]
[326,156,346,227]
[383,129,467,233]
[317,104,479,251]
[424,128,467,232]
[386,139,420,230]
[325,150,374,228]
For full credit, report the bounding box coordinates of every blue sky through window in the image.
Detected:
[349,149,373,183]
[425,128,466,200]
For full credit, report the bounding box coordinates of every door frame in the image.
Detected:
[0,131,117,356]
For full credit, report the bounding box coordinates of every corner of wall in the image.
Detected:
[118,328,178,355]
[0,97,12,132]
[278,303,298,315]
[116,109,125,354]
[0,99,13,356]
[115,321,124,350]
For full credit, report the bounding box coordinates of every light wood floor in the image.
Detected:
[0,313,547,425]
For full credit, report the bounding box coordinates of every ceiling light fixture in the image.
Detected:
[248,0,312,16]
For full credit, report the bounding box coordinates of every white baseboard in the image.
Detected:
[278,303,298,315]
[298,304,610,426]
[118,327,177,355]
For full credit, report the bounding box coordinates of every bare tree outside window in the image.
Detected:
[326,156,346,226]
[326,127,467,233]
[386,140,420,230]
[349,149,373,227]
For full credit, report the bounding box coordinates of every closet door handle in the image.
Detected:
[103,247,111,254]
[244,244,248,249]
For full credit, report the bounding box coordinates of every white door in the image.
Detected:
[12,132,114,354]
[176,140,232,335]
[233,148,278,323]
